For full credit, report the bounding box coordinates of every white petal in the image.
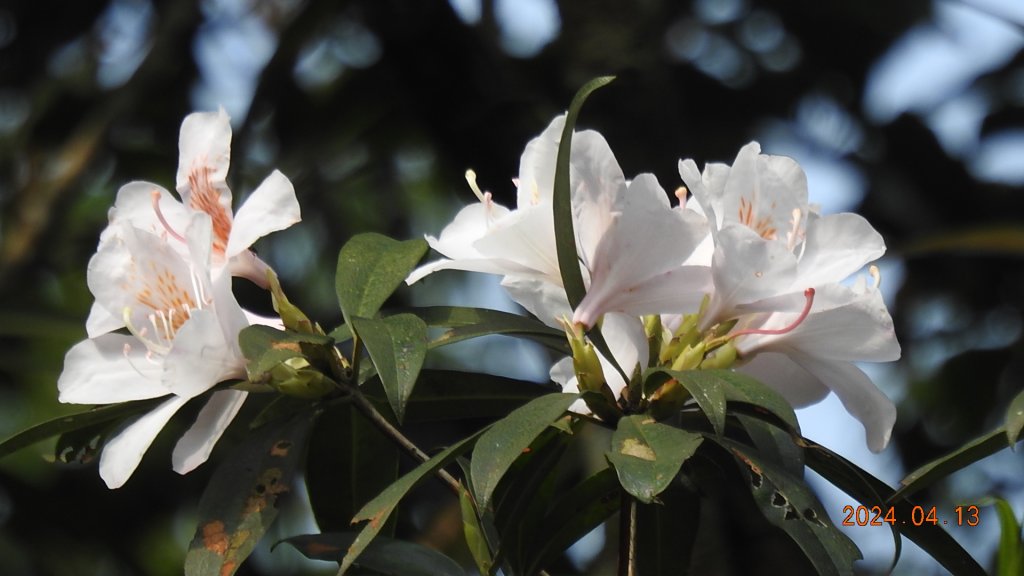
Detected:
[104,182,190,245]
[574,265,712,327]
[707,225,797,324]
[58,334,170,403]
[473,205,560,278]
[176,109,232,195]
[738,352,829,407]
[172,389,248,474]
[549,357,591,415]
[99,395,190,489]
[791,353,896,453]
[570,130,627,266]
[598,312,649,398]
[86,300,124,338]
[501,276,572,328]
[516,115,564,208]
[162,310,243,399]
[796,213,886,287]
[226,170,301,259]
[210,274,250,358]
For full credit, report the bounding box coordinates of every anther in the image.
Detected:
[675,186,688,208]
[730,288,816,339]
[151,190,187,243]
[869,265,881,289]
[465,169,488,204]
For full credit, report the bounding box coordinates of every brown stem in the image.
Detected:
[618,493,637,576]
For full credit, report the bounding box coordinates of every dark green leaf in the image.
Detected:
[413,305,569,354]
[1006,388,1024,446]
[804,438,985,576]
[737,414,804,477]
[606,415,702,504]
[718,437,861,576]
[185,410,317,576]
[335,233,428,325]
[238,324,333,383]
[470,393,577,510]
[342,431,484,574]
[657,369,799,434]
[526,466,621,576]
[981,497,1023,576]
[305,403,399,533]
[54,420,112,465]
[636,484,701,576]
[396,369,557,424]
[0,399,163,460]
[890,427,1009,503]
[351,314,427,422]
[281,533,466,576]
[459,484,493,575]
[553,76,615,310]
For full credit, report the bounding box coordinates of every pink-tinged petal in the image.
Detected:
[706,225,797,324]
[516,115,564,208]
[99,395,190,489]
[796,213,886,287]
[501,276,572,328]
[162,310,243,399]
[574,265,712,328]
[737,352,829,407]
[58,334,170,404]
[226,170,301,259]
[86,301,124,338]
[102,182,190,247]
[172,389,248,474]
[570,130,627,267]
[790,353,896,453]
[227,250,272,288]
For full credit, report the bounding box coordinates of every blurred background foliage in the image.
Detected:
[1,0,1023,574]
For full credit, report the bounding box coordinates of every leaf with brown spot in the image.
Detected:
[606,415,702,504]
[281,532,466,575]
[184,409,317,576]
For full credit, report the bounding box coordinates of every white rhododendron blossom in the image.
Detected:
[86,109,301,338]
[408,115,709,327]
[679,142,900,451]
[59,214,258,488]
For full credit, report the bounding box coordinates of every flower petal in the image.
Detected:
[103,182,190,246]
[549,357,591,414]
[796,213,886,287]
[706,225,797,324]
[226,170,301,259]
[172,389,248,475]
[791,353,896,453]
[516,115,564,208]
[162,309,242,399]
[501,276,572,327]
[598,312,649,398]
[58,333,170,404]
[85,300,124,338]
[176,109,232,197]
[99,394,190,488]
[569,130,627,267]
[737,352,829,407]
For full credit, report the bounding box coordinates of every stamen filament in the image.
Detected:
[730,288,815,339]
[465,169,487,203]
[151,190,187,243]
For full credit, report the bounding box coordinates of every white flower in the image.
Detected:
[679,143,901,451]
[409,115,709,328]
[58,214,253,488]
[86,109,301,338]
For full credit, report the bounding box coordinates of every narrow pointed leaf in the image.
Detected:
[352,314,427,422]
[890,426,1010,503]
[606,415,702,503]
[980,497,1023,576]
[185,410,317,576]
[470,393,578,510]
[336,233,428,324]
[0,398,163,460]
[341,430,484,574]
[553,76,615,310]
[1006,388,1024,445]
[804,437,985,576]
[459,484,493,575]
[717,437,861,576]
[281,533,466,576]
[412,305,569,353]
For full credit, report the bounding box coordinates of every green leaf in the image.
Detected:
[470,392,578,510]
[655,368,799,436]
[606,415,702,504]
[413,305,569,354]
[737,414,804,477]
[553,76,615,311]
[459,484,493,575]
[978,497,1023,576]
[525,466,621,576]
[903,226,1024,257]
[1006,388,1024,446]
[342,431,484,574]
[305,403,399,533]
[890,426,1009,503]
[336,233,428,325]
[804,437,985,576]
[718,437,861,576]
[238,324,333,383]
[281,533,466,576]
[396,369,557,424]
[351,314,427,422]
[636,484,701,576]
[185,410,317,576]
[0,399,163,460]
